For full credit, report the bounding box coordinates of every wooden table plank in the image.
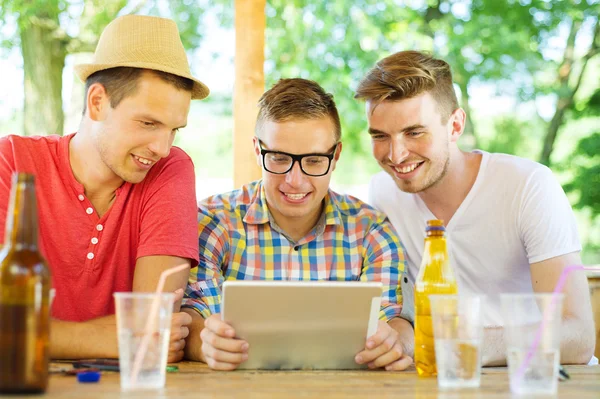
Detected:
[4,362,599,398]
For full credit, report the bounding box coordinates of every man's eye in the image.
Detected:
[407,131,422,137]
[270,155,289,163]
[305,157,324,165]
[371,134,386,140]
[140,121,155,128]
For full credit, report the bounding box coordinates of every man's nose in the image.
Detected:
[147,132,172,159]
[388,138,409,164]
[285,160,306,186]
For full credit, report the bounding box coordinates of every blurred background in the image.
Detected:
[0,0,598,263]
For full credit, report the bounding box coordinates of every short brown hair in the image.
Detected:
[355,51,458,122]
[256,78,341,142]
[82,67,194,114]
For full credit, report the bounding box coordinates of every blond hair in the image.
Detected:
[256,78,341,141]
[355,51,458,122]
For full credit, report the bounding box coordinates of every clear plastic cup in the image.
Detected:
[114,292,174,391]
[429,294,484,389]
[501,293,563,395]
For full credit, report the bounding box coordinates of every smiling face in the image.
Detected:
[254,116,340,233]
[90,71,191,184]
[366,92,459,194]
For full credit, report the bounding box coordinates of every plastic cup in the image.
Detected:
[430,295,484,389]
[501,293,563,395]
[114,293,174,391]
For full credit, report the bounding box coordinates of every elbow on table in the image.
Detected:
[578,337,596,365]
[562,328,596,365]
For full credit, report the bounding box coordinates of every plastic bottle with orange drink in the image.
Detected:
[414,219,458,377]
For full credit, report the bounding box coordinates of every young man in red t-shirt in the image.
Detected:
[0,15,209,362]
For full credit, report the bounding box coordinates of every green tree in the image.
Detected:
[565,132,600,217]
[564,88,600,218]
[538,5,599,166]
[0,0,208,136]
[262,0,599,168]
[0,0,130,135]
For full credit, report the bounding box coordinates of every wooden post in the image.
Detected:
[233,0,265,188]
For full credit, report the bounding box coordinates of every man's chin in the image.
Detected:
[394,180,422,194]
[120,171,148,184]
[279,205,309,217]
[383,169,422,194]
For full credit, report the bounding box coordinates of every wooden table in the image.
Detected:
[5,362,599,398]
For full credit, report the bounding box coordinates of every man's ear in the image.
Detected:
[334,142,342,161]
[330,142,342,173]
[86,83,110,121]
[448,108,466,143]
[252,136,262,166]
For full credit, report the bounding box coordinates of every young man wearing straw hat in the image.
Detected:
[0,15,209,362]
[181,78,415,371]
[355,50,596,365]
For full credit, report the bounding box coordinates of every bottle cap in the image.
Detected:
[426,219,445,232]
[77,370,101,383]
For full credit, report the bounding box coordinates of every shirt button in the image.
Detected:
[91,237,99,245]
[87,252,94,260]
[96,224,103,231]
[86,207,93,215]
[78,195,84,201]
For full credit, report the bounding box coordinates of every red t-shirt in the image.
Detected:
[0,134,199,321]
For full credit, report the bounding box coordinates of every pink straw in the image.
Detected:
[130,263,189,384]
[514,265,599,382]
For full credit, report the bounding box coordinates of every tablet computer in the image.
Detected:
[221,280,383,370]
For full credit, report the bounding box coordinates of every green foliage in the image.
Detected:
[486,117,527,155]
[564,133,600,218]
[264,1,422,156]
[144,0,206,49]
[0,0,212,57]
[262,0,598,157]
[574,88,600,117]
[0,0,66,49]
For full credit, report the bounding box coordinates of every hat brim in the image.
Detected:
[74,62,210,100]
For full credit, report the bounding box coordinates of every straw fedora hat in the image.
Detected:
[74,14,209,100]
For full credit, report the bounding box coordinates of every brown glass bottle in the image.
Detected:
[0,173,52,393]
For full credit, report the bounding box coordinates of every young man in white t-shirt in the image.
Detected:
[354,50,596,365]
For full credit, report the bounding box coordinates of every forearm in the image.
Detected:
[389,317,414,357]
[482,316,595,366]
[50,315,118,359]
[182,308,207,362]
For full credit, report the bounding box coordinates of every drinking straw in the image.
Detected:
[130,263,189,384]
[514,265,599,383]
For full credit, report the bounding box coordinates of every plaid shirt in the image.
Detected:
[182,180,407,321]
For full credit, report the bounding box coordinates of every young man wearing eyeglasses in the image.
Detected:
[181,78,415,371]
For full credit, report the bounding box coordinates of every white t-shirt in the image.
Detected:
[368,150,581,327]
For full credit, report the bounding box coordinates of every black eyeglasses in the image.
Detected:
[258,140,339,177]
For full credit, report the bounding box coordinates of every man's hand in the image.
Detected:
[355,320,413,371]
[168,289,192,362]
[200,314,249,370]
